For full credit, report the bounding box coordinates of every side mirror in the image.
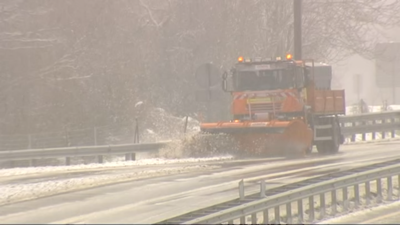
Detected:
[222,71,228,92]
[295,68,306,89]
[304,67,312,83]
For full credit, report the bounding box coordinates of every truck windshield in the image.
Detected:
[234,69,294,91]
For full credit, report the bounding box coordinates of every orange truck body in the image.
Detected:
[229,88,345,120]
[309,89,346,115]
[199,57,346,156]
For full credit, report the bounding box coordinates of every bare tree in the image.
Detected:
[0,0,399,137]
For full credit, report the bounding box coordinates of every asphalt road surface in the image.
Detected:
[1,141,400,224]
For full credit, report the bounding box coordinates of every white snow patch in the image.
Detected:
[0,156,233,177]
[317,200,400,224]
[345,104,400,115]
[135,101,144,107]
[0,165,217,206]
[146,129,155,134]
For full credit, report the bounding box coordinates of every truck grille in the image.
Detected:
[248,102,282,113]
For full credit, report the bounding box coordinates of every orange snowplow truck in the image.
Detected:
[200,55,346,156]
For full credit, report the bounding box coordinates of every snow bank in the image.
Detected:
[345,104,400,115]
[317,200,400,224]
[0,156,232,177]
[0,164,217,206]
[344,135,400,144]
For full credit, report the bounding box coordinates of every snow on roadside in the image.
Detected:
[344,135,400,145]
[0,156,233,177]
[316,200,400,224]
[345,104,400,115]
[345,135,400,144]
[0,164,217,206]
[235,178,400,224]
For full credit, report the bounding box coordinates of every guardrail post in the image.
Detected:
[331,190,337,216]
[286,203,292,223]
[342,187,348,211]
[263,209,269,224]
[297,199,303,223]
[398,175,400,200]
[134,117,140,143]
[240,216,245,224]
[238,180,244,200]
[381,119,386,139]
[377,178,382,203]
[372,120,376,140]
[308,195,315,222]
[391,118,396,138]
[29,159,36,167]
[66,157,71,165]
[274,206,280,224]
[251,213,257,224]
[354,184,360,208]
[319,193,325,219]
[365,181,371,205]
[351,122,356,142]
[260,180,266,197]
[387,176,393,201]
[183,116,189,134]
[361,121,366,141]
[125,153,136,161]
[98,155,104,164]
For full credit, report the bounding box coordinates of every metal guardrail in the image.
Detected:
[339,110,400,142]
[0,142,169,165]
[339,110,400,123]
[1,110,400,166]
[157,158,400,224]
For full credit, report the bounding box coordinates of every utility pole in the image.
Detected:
[353,74,361,102]
[293,0,302,60]
[392,54,397,104]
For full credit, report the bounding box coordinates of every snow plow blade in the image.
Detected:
[193,119,313,158]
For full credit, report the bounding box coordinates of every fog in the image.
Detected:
[336,26,400,106]
[0,0,399,147]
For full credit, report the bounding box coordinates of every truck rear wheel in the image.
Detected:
[316,139,339,154]
[315,116,341,155]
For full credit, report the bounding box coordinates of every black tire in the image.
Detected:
[316,139,339,154]
[316,118,340,155]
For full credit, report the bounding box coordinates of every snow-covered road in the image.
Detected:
[0,156,234,179]
[1,141,400,224]
[0,156,240,205]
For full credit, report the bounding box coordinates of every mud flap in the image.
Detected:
[334,115,345,144]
